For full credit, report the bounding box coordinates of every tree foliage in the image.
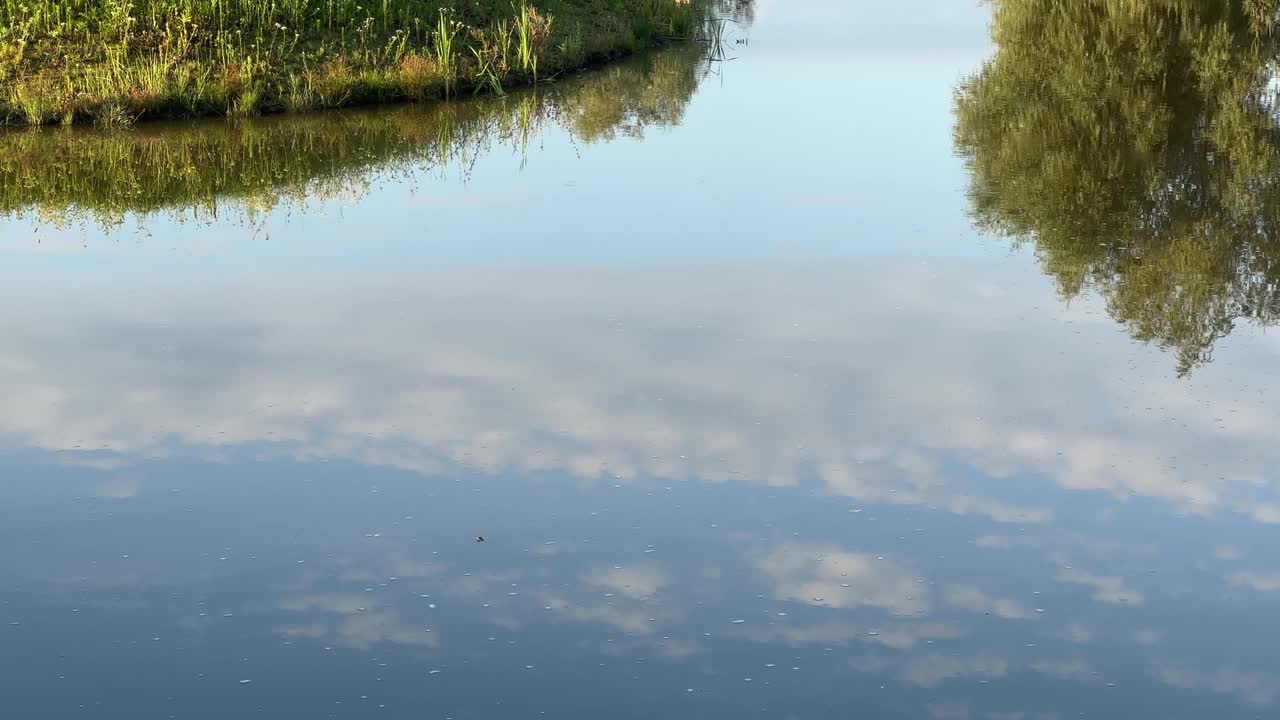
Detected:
[955,0,1280,373]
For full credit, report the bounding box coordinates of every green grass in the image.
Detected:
[0,0,717,125]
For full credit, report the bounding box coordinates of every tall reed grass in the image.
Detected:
[0,0,717,125]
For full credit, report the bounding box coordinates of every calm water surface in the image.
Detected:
[3,1,1280,718]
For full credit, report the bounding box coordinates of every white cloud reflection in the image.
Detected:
[585,565,671,600]
[943,585,1034,620]
[755,542,928,615]
[1153,665,1280,707]
[278,593,438,650]
[903,654,1008,688]
[1228,571,1280,593]
[769,620,963,650]
[1030,659,1095,682]
[1054,568,1143,606]
[1,261,1275,531]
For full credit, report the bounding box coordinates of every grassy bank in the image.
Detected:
[0,0,715,125]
